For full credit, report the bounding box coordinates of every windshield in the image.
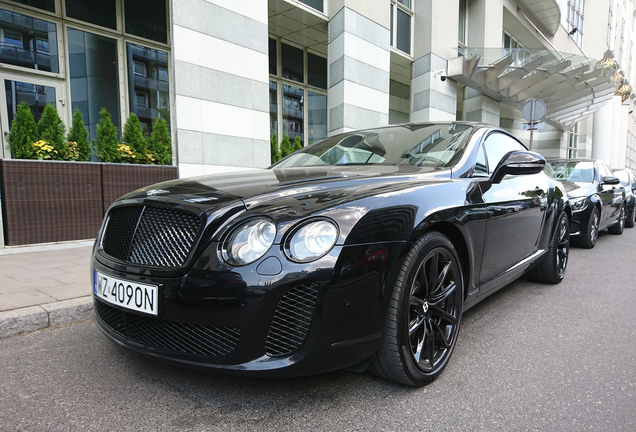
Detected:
[546,161,595,183]
[272,124,473,169]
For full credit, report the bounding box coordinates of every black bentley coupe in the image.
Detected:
[92,122,570,386]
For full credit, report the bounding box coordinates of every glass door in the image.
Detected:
[0,72,65,159]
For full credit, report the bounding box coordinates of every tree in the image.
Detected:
[94,108,120,163]
[147,118,172,165]
[7,102,37,159]
[122,113,147,163]
[37,104,66,160]
[67,109,90,161]
[280,134,293,158]
[270,132,281,164]
[292,136,302,152]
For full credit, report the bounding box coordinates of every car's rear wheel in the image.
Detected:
[370,232,463,386]
[526,212,569,284]
[579,207,599,248]
[608,204,625,235]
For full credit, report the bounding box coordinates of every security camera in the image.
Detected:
[433,69,447,81]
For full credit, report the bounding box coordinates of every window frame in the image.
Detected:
[390,0,414,57]
[566,0,585,48]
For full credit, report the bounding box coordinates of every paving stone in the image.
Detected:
[37,282,91,301]
[0,291,57,312]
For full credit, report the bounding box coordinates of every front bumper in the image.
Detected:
[92,241,407,377]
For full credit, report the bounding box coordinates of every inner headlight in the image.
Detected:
[571,197,588,212]
[287,219,339,262]
[223,218,276,266]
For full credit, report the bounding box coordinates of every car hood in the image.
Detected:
[560,181,596,198]
[118,165,450,212]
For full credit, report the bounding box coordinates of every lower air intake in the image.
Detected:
[265,282,319,357]
[95,300,240,357]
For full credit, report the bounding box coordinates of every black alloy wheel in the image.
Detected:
[370,232,463,386]
[608,204,625,235]
[580,207,599,249]
[626,205,635,228]
[526,212,569,284]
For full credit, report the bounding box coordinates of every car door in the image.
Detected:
[475,132,549,287]
[597,162,621,227]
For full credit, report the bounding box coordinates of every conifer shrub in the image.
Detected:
[67,109,90,161]
[147,118,172,165]
[122,113,147,164]
[7,102,37,159]
[94,108,120,163]
[270,132,281,164]
[292,136,302,152]
[37,104,66,160]
[280,134,293,158]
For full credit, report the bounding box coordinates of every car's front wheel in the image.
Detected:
[625,203,635,228]
[608,204,625,235]
[579,207,599,248]
[370,232,463,386]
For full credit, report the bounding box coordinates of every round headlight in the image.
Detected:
[223,218,276,266]
[287,220,339,262]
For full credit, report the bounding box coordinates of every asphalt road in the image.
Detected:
[1,228,635,432]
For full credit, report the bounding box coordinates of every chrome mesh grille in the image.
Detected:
[95,300,240,357]
[265,282,319,357]
[101,206,201,268]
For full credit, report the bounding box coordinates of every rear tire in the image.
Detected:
[526,212,569,284]
[370,232,463,387]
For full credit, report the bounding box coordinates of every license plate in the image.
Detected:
[94,270,158,316]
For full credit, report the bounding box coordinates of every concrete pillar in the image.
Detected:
[593,96,622,165]
[327,5,390,135]
[171,0,270,177]
[465,88,500,125]
[615,104,629,169]
[410,0,458,122]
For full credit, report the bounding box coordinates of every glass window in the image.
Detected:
[268,37,277,75]
[281,42,303,83]
[474,144,488,175]
[125,0,167,44]
[459,0,467,45]
[65,0,117,30]
[5,0,55,13]
[127,43,170,136]
[4,79,55,126]
[308,52,327,89]
[68,27,120,140]
[396,9,411,55]
[308,91,326,145]
[397,0,411,9]
[282,83,304,145]
[299,0,324,13]
[269,80,277,140]
[483,133,525,173]
[0,9,59,73]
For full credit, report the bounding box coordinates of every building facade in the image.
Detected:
[1,0,635,176]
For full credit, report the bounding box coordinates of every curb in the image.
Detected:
[0,296,93,339]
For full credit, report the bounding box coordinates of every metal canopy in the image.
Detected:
[448,48,620,130]
[518,0,561,36]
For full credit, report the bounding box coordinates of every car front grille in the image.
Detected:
[265,282,319,357]
[95,299,240,357]
[101,205,202,268]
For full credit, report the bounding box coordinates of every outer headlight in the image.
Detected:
[286,219,339,262]
[223,218,276,266]
[571,197,588,212]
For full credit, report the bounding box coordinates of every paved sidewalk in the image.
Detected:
[0,240,95,338]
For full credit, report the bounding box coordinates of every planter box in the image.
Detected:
[0,160,178,246]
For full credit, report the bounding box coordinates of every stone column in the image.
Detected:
[171,0,270,177]
[327,4,390,135]
[410,0,459,122]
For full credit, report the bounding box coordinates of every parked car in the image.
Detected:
[92,122,570,387]
[613,168,636,228]
[545,159,626,248]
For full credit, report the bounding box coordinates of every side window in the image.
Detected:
[598,162,612,179]
[474,144,488,175]
[482,133,525,174]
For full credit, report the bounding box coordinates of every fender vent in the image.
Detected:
[265,282,319,356]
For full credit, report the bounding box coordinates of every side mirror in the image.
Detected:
[602,176,620,185]
[491,151,546,184]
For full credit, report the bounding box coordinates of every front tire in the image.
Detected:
[608,204,625,235]
[625,203,635,228]
[370,232,463,386]
[526,212,569,284]
[579,207,599,249]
